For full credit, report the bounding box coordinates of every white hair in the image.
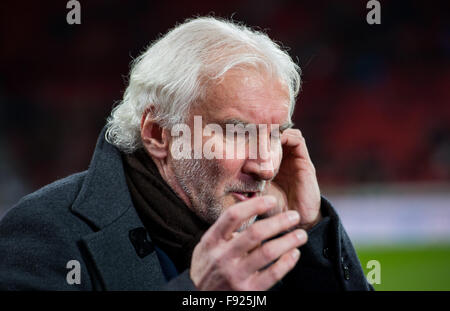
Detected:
[105,16,301,153]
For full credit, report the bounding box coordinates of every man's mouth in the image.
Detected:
[231,191,259,201]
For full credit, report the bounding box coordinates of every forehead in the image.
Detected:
[200,69,291,125]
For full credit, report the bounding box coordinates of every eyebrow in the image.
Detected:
[219,118,294,131]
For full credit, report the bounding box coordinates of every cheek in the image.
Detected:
[216,158,245,178]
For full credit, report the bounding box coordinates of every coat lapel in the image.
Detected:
[71,128,167,290]
[79,207,167,290]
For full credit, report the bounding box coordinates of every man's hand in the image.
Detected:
[190,195,307,291]
[272,129,322,231]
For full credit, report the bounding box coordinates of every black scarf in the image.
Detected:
[122,149,210,273]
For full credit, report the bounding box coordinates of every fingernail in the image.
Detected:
[263,196,277,206]
[287,211,300,223]
[291,249,300,260]
[295,230,305,241]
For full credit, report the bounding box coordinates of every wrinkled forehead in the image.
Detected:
[197,69,291,126]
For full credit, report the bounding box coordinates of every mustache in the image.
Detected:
[225,180,266,193]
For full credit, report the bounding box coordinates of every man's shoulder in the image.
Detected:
[0,171,98,290]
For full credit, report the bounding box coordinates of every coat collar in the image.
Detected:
[71,127,133,229]
[70,128,167,290]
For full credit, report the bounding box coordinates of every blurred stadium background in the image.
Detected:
[1,0,449,290]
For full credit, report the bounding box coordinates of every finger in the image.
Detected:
[228,210,300,255]
[242,229,307,274]
[247,248,301,290]
[281,129,312,162]
[206,195,278,241]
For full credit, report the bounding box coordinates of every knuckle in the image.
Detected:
[296,158,314,171]
[226,208,239,222]
[292,129,302,136]
[256,200,269,213]
[261,244,276,262]
[209,249,223,264]
[210,252,219,264]
[268,265,282,281]
[301,158,311,166]
[202,240,213,251]
[247,226,262,242]
[200,234,212,247]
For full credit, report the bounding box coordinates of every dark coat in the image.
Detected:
[0,129,373,291]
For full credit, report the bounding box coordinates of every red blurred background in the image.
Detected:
[1,0,449,214]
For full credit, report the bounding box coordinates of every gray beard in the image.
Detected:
[171,157,263,232]
[172,157,223,225]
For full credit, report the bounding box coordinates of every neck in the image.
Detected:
[152,157,193,209]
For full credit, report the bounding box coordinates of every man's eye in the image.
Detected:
[271,129,282,139]
[225,131,251,140]
[271,132,281,140]
[225,131,237,139]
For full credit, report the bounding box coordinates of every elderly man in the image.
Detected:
[0,17,371,291]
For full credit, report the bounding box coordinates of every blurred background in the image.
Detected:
[1,0,449,290]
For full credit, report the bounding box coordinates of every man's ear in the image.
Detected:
[141,110,169,160]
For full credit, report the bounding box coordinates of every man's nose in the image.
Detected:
[241,159,275,181]
[241,136,275,181]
